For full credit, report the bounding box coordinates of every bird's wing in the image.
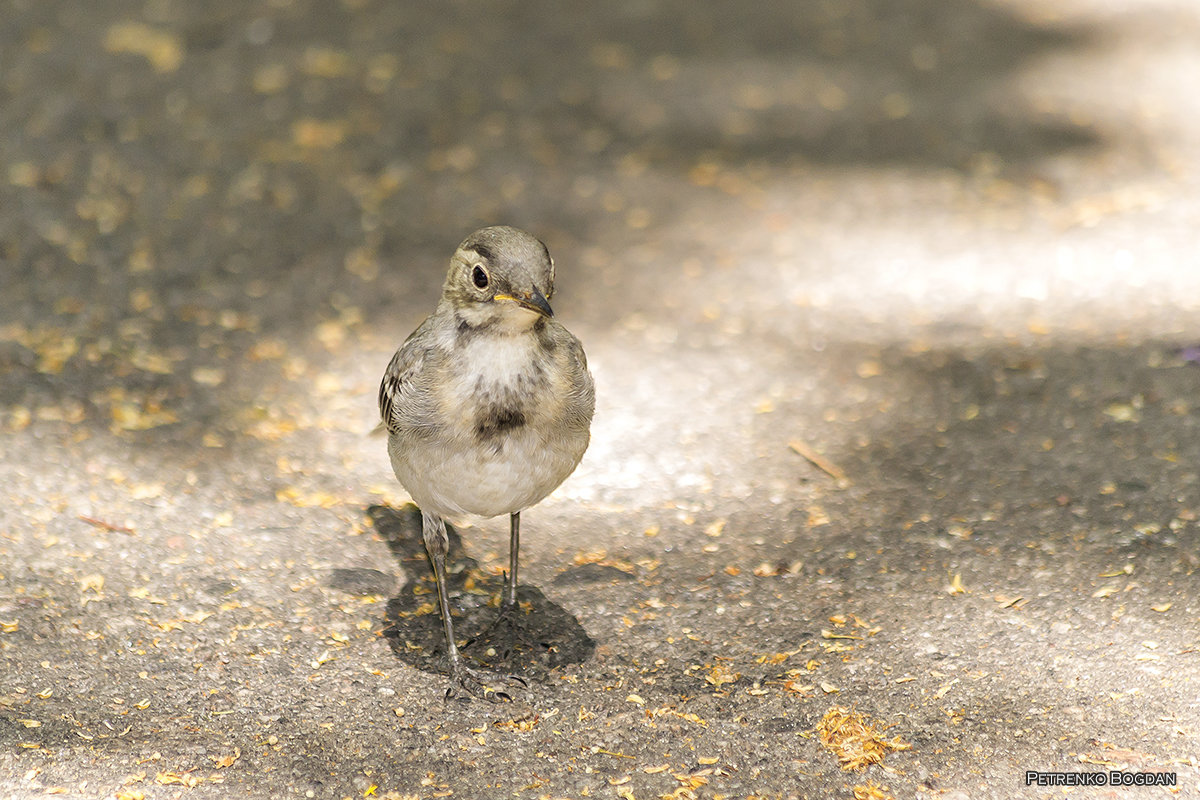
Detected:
[556,325,596,425]
[378,317,435,436]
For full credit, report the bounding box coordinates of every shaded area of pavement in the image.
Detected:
[370,504,596,682]
[3,1,1200,799]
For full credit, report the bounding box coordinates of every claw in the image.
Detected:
[448,661,528,703]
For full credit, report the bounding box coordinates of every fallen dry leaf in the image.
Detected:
[705,663,741,688]
[155,771,201,787]
[211,748,240,769]
[817,706,911,771]
[853,782,895,800]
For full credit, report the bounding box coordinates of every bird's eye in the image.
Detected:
[471,264,489,289]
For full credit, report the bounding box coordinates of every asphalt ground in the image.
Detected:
[2,1,1200,798]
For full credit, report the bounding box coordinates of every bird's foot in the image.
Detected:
[446,658,528,703]
[466,599,548,664]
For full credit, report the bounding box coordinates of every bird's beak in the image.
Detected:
[495,287,554,318]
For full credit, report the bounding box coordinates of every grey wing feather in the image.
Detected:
[560,329,596,426]
[378,318,434,436]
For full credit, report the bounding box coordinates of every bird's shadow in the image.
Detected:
[364,504,595,682]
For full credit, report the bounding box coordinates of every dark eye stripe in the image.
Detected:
[469,243,494,262]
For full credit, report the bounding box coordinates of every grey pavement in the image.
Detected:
[2,1,1200,798]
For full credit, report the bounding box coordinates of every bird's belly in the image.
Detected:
[388,425,588,519]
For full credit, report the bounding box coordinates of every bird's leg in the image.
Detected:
[502,511,520,612]
[422,512,463,670]
[421,511,525,701]
[466,510,547,662]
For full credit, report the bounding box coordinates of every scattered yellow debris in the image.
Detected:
[705,663,741,688]
[817,706,911,771]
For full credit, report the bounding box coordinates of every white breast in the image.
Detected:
[455,334,541,392]
[389,328,588,519]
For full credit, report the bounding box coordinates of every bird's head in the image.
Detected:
[442,226,555,331]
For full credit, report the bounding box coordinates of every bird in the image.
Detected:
[378,226,595,699]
